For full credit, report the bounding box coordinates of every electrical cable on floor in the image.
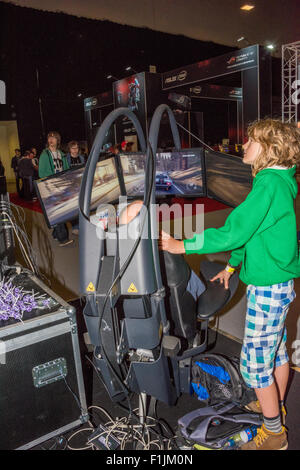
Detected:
[61,362,176,452]
[66,405,175,450]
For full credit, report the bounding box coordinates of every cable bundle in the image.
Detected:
[0,197,40,276]
[67,406,176,451]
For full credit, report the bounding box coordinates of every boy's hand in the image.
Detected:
[159,230,185,254]
[210,269,233,290]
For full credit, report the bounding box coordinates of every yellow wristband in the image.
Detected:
[225,265,235,273]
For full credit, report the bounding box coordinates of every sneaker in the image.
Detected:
[245,400,262,413]
[240,424,288,451]
[245,400,287,425]
[59,239,74,247]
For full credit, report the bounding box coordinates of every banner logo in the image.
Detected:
[85,97,98,108]
[292,80,300,105]
[0,80,6,104]
[177,70,187,81]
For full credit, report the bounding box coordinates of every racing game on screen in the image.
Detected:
[36,157,120,227]
[121,149,204,197]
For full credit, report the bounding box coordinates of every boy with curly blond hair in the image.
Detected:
[161,119,300,450]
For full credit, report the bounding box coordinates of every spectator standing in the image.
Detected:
[39,131,73,246]
[18,151,37,200]
[0,157,5,176]
[11,148,21,194]
[125,141,134,152]
[66,141,85,168]
[65,140,85,235]
[39,131,69,177]
[30,147,39,179]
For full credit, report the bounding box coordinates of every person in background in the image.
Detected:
[66,140,85,169]
[18,150,37,200]
[30,147,39,179]
[80,145,88,163]
[0,157,5,177]
[125,141,134,152]
[121,141,127,153]
[39,131,69,177]
[30,147,38,161]
[112,143,121,155]
[65,140,85,235]
[11,148,21,194]
[39,131,73,247]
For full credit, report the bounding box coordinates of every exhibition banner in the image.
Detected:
[84,91,113,111]
[113,72,147,142]
[190,84,242,101]
[162,45,258,89]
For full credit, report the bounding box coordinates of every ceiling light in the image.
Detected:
[266,44,275,50]
[240,4,255,11]
[106,74,119,81]
[125,66,138,74]
[237,36,250,45]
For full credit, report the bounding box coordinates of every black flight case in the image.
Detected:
[0,271,88,450]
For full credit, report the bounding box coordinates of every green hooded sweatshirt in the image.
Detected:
[38,148,69,178]
[184,166,300,286]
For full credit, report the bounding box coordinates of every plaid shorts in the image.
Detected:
[240,281,295,389]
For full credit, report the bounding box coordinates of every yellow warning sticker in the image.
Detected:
[86,282,96,292]
[128,283,138,293]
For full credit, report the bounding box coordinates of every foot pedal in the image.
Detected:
[162,335,181,357]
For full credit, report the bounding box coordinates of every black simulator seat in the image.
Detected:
[160,251,197,343]
[160,251,239,359]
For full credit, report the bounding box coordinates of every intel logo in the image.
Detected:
[191,86,202,94]
[85,97,98,108]
[177,71,187,81]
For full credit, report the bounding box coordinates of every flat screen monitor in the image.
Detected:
[120,148,205,198]
[35,157,121,227]
[205,149,253,207]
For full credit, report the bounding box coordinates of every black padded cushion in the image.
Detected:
[160,251,196,340]
[200,260,239,304]
[197,260,239,320]
[197,281,230,320]
[160,251,191,287]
